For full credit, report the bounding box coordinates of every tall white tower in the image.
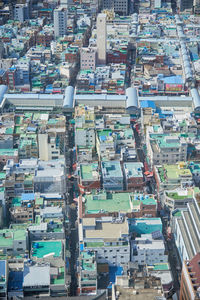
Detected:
[97,13,107,65]
[54,7,67,38]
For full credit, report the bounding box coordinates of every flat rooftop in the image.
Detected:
[81,251,96,272]
[80,163,99,181]
[101,161,123,178]
[124,162,143,178]
[32,241,62,258]
[85,192,131,214]
[85,220,129,239]
[158,164,192,182]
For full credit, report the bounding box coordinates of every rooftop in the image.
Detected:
[101,161,123,178]
[80,163,99,181]
[31,241,62,258]
[85,192,131,214]
[85,219,129,239]
[158,164,192,182]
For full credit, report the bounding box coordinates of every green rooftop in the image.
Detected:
[51,267,65,285]
[32,241,62,258]
[0,149,17,156]
[81,251,96,271]
[80,163,99,181]
[85,192,131,214]
[153,263,169,271]
[158,164,192,183]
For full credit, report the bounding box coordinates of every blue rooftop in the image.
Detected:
[0,260,6,279]
[140,100,156,109]
[21,193,35,202]
[8,271,23,292]
[163,75,183,85]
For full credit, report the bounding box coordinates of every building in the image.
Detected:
[96,129,116,160]
[131,234,168,265]
[112,272,166,300]
[123,162,144,191]
[180,253,200,300]
[23,263,51,296]
[173,197,200,262]
[0,229,27,256]
[79,217,130,266]
[0,260,7,300]
[164,188,195,212]
[103,0,128,15]
[101,161,123,191]
[97,14,107,65]
[80,47,97,71]
[14,3,30,23]
[78,163,101,193]
[77,251,97,296]
[81,191,157,218]
[154,163,193,195]
[54,7,67,38]
[34,160,66,194]
[147,133,187,167]
[177,0,194,12]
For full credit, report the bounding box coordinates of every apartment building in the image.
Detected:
[0,260,7,300]
[154,163,193,195]
[131,234,168,265]
[78,163,101,193]
[101,161,123,191]
[80,47,97,71]
[147,133,187,167]
[123,162,144,191]
[179,253,200,300]
[96,129,116,160]
[77,251,97,296]
[54,7,67,38]
[102,0,128,15]
[173,197,200,262]
[79,217,130,266]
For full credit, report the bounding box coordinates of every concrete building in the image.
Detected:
[96,129,116,161]
[146,133,187,167]
[131,234,168,265]
[23,263,51,296]
[34,160,66,194]
[78,163,101,193]
[0,260,7,300]
[80,47,97,71]
[103,0,128,15]
[101,161,123,191]
[54,7,67,38]
[0,229,27,256]
[79,217,130,266]
[97,14,107,65]
[164,188,195,213]
[173,197,200,262]
[123,162,144,191]
[77,251,97,296]
[154,163,193,196]
[14,3,30,23]
[180,253,200,300]
[75,128,95,148]
[81,191,157,218]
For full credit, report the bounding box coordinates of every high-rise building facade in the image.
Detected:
[102,0,128,15]
[97,13,107,65]
[54,7,67,38]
